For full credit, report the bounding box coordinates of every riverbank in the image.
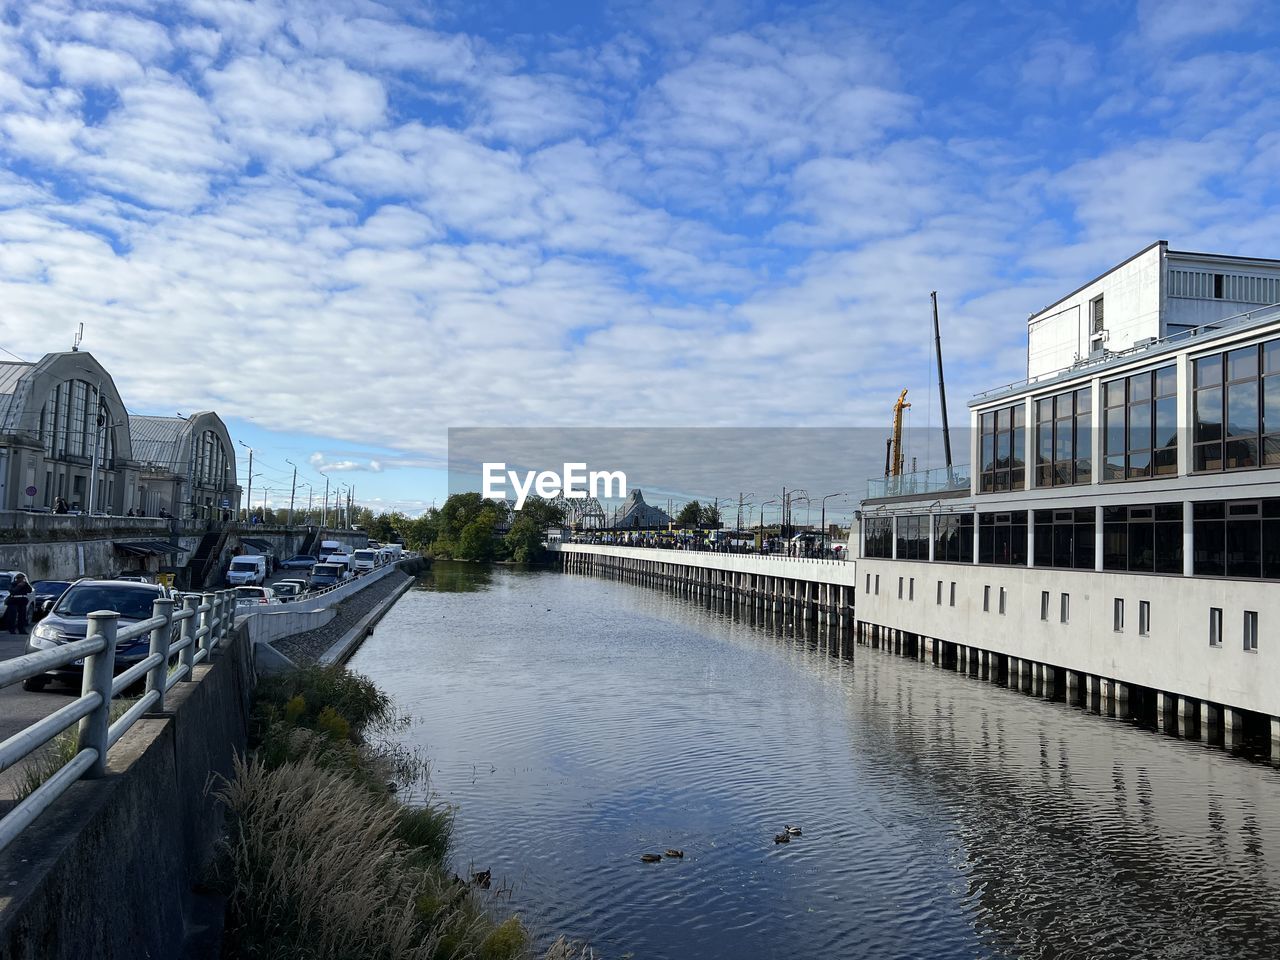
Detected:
[214,662,587,960]
[273,569,414,663]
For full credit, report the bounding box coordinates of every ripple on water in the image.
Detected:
[349,563,1280,960]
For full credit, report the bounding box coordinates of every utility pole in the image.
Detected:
[286,460,297,526]
[932,291,955,478]
[322,475,329,528]
[238,442,254,523]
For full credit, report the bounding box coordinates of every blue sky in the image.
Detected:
[1,0,1277,514]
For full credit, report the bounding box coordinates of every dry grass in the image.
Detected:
[11,697,136,803]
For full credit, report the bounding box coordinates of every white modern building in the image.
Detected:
[856,241,1280,750]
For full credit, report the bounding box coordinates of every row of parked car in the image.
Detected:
[225,540,403,589]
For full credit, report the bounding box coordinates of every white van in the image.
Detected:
[226,555,267,586]
[318,540,343,560]
[351,548,380,573]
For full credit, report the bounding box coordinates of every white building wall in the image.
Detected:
[855,557,1279,717]
[1027,244,1163,380]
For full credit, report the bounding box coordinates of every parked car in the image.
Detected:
[307,563,343,589]
[271,581,303,601]
[234,585,276,605]
[279,554,319,570]
[226,556,267,586]
[29,580,73,624]
[275,578,308,595]
[23,580,176,691]
[351,549,381,573]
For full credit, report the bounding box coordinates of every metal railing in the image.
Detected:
[556,543,851,565]
[0,588,239,853]
[865,465,971,501]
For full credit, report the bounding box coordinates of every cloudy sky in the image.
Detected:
[1,0,1277,514]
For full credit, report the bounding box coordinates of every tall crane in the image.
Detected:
[888,388,911,477]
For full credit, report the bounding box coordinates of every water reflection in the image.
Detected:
[350,562,1280,960]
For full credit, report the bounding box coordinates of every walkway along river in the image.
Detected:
[348,561,1280,960]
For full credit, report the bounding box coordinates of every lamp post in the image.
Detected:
[285,459,297,527]
[759,498,777,554]
[237,441,254,523]
[821,492,846,557]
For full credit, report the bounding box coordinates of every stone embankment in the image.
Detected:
[274,569,414,663]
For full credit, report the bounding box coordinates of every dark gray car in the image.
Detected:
[23,579,175,692]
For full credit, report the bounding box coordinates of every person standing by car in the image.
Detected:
[5,573,32,633]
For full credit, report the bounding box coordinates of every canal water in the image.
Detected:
[349,562,1280,960]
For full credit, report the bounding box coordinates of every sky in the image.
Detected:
[1,0,1278,515]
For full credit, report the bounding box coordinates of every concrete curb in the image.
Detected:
[319,574,414,666]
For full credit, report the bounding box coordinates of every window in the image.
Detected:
[1033,508,1096,569]
[1103,365,1177,480]
[1113,598,1124,632]
[1040,591,1050,621]
[1102,503,1182,573]
[998,586,1007,615]
[936,580,943,605]
[864,517,893,558]
[874,575,880,596]
[865,573,871,594]
[949,582,956,607]
[983,585,991,612]
[1090,295,1105,336]
[979,402,1026,492]
[933,513,974,562]
[908,578,915,601]
[1193,338,1280,472]
[1209,607,1223,647]
[895,515,929,561]
[897,577,904,599]
[1193,498,1280,579]
[1035,387,1092,487]
[1060,593,1070,624]
[1139,601,1151,636]
[978,511,1028,565]
[1244,611,1258,652]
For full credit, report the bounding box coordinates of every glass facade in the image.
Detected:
[864,517,893,558]
[1103,365,1177,481]
[1193,338,1280,472]
[895,515,929,560]
[1192,500,1280,579]
[979,403,1025,493]
[38,380,115,465]
[978,511,1028,565]
[933,513,974,563]
[1035,387,1092,486]
[1033,508,1096,569]
[1102,504,1182,573]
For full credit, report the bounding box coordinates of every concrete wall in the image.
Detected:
[0,535,203,581]
[855,556,1280,717]
[245,606,336,645]
[552,543,856,586]
[0,623,253,960]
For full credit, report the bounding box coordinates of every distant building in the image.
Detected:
[0,351,141,513]
[129,412,240,520]
[616,489,672,529]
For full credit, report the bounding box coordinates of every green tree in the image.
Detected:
[675,500,702,527]
[503,496,566,563]
[698,502,721,528]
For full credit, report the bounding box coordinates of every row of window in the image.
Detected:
[977,331,1280,493]
[869,572,1260,651]
[38,380,115,465]
[866,497,1280,580]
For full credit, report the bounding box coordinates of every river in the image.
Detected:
[348,561,1280,960]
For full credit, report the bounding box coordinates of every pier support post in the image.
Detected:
[1200,701,1219,740]
[1156,692,1169,731]
[1223,708,1244,749]
[1176,697,1195,738]
[1272,718,1280,760]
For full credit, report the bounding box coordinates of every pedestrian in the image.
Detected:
[5,573,32,634]
[54,496,68,514]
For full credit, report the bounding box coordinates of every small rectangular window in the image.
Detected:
[949,582,956,607]
[1209,607,1223,646]
[908,577,915,601]
[998,586,1007,615]
[898,577,904,599]
[1040,591,1050,621]
[1113,598,1125,632]
[1139,600,1150,636]
[874,575,880,596]
[1244,610,1258,651]
[1091,294,1105,335]
[936,580,943,605]
[865,573,871,594]
[983,585,991,612]
[1060,593,1070,624]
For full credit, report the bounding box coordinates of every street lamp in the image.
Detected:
[821,492,847,557]
[237,440,254,523]
[759,498,778,554]
[285,459,298,526]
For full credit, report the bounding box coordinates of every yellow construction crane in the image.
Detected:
[885,388,911,478]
